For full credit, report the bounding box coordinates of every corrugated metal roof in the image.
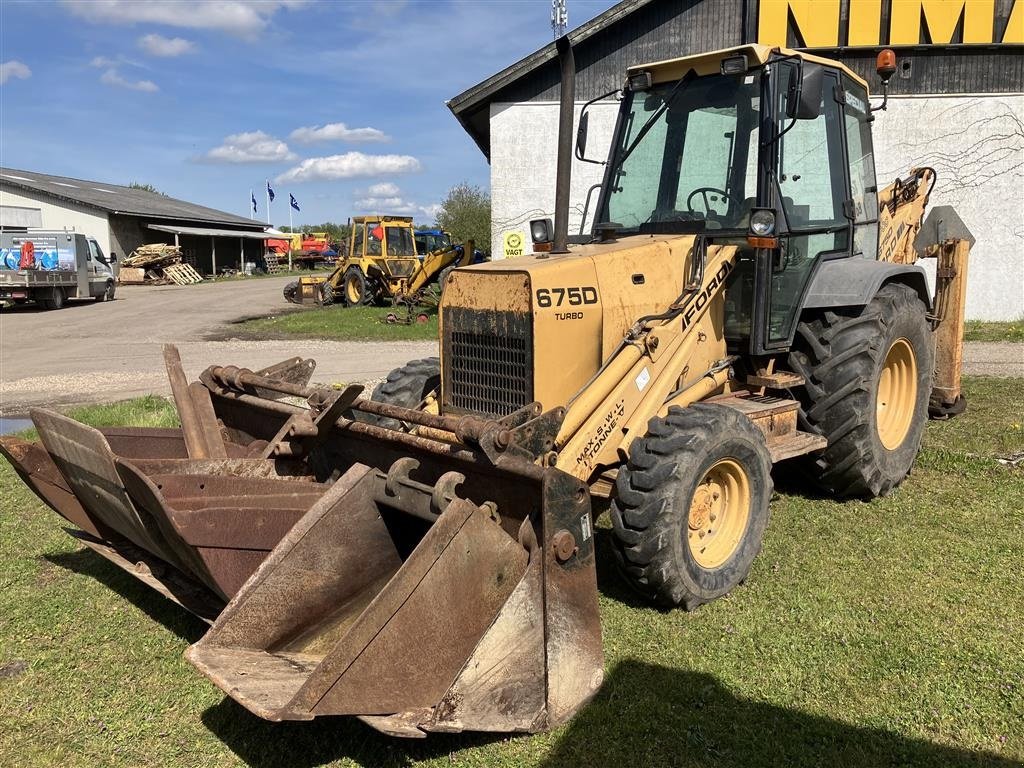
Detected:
[0,166,262,228]
[147,224,274,239]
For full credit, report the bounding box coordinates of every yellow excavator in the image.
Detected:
[283,215,478,308]
[2,41,970,738]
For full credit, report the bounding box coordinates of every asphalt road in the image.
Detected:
[0,276,1019,414]
[0,277,436,414]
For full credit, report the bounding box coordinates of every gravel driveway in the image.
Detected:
[0,277,1019,414]
[0,278,435,414]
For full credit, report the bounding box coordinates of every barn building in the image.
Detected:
[448,0,1024,320]
[0,167,271,275]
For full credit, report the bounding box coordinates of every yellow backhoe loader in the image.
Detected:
[283,216,478,308]
[2,40,971,738]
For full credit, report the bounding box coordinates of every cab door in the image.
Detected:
[754,62,852,352]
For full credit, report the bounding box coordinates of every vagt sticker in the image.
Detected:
[635,367,651,391]
[580,512,592,542]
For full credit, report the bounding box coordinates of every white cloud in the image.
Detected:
[202,131,296,163]
[276,152,421,183]
[365,182,400,197]
[99,68,159,93]
[90,56,117,68]
[138,33,196,57]
[289,122,389,144]
[62,0,309,40]
[353,194,439,219]
[0,60,31,85]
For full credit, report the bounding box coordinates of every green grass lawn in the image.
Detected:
[233,303,438,342]
[964,320,1024,343]
[1,379,1021,767]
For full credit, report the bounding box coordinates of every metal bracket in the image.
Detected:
[478,406,567,466]
[261,384,363,458]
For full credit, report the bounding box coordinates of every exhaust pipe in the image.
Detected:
[552,35,575,255]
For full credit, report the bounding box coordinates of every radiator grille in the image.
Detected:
[443,309,532,418]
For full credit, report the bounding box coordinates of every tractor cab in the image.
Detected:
[589,44,883,354]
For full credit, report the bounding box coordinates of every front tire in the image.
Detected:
[610,404,773,610]
[95,280,115,302]
[363,357,441,431]
[282,280,300,304]
[788,282,932,499]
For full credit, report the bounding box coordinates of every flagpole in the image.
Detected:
[265,180,271,225]
[288,200,293,272]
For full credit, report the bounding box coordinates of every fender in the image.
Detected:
[802,258,932,311]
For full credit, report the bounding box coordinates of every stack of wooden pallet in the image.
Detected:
[119,244,203,285]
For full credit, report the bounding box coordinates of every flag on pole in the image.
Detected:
[289,193,300,212]
[251,190,257,215]
[267,180,275,202]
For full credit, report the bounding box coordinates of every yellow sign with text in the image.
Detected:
[757,0,1022,47]
[503,230,525,259]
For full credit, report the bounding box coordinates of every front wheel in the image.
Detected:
[788,282,933,498]
[361,357,441,431]
[95,281,115,302]
[610,403,773,610]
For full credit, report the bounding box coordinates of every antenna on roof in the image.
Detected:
[552,0,567,39]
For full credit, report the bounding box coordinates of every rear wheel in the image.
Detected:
[362,357,441,431]
[610,404,773,610]
[342,267,371,306]
[788,282,932,498]
[39,287,65,310]
[437,265,455,293]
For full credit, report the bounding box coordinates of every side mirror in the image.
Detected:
[110,252,118,261]
[785,63,824,120]
[575,111,589,161]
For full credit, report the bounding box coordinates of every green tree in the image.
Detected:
[436,182,491,253]
[128,182,166,195]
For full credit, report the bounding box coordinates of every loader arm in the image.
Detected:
[556,243,738,480]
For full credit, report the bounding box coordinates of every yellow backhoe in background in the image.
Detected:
[283,216,480,308]
[1,40,971,738]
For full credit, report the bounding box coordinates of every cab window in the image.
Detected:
[843,77,879,258]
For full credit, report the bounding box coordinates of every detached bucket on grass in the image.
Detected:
[187,461,604,737]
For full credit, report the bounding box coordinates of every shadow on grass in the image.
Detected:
[539,660,1017,768]
[44,548,208,644]
[200,698,510,768]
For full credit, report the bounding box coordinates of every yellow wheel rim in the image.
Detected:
[876,337,917,450]
[687,458,751,569]
[346,276,361,304]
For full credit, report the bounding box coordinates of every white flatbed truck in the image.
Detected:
[0,231,116,309]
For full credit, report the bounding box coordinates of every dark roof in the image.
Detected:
[447,0,655,159]
[0,167,263,228]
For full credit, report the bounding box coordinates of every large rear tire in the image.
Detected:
[787,282,932,499]
[610,403,773,610]
[39,287,65,310]
[363,357,441,431]
[342,267,371,307]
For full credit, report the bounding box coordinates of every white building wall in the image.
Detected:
[489,94,1024,321]
[0,185,111,256]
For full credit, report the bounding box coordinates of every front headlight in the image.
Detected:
[749,209,776,236]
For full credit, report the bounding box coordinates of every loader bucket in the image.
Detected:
[186,459,603,737]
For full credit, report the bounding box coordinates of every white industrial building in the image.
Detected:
[448,0,1024,320]
[0,168,271,275]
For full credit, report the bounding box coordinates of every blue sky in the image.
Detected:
[0,0,616,226]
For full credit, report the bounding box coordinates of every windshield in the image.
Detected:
[601,71,762,234]
[415,232,451,253]
[385,226,415,257]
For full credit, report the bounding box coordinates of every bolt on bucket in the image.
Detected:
[186,457,603,737]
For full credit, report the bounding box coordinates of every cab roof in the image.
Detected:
[628,43,868,91]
